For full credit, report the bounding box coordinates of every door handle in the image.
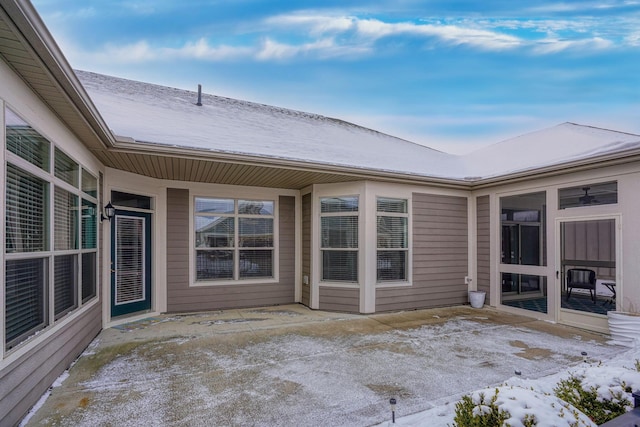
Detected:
[556,271,559,279]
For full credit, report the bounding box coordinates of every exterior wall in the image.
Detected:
[476,195,491,298]
[319,287,360,312]
[0,59,104,426]
[0,303,101,426]
[376,193,469,311]
[301,193,311,307]
[166,189,296,312]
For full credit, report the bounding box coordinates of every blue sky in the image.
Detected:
[33,0,640,153]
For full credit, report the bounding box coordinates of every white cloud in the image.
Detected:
[256,37,369,60]
[532,36,613,53]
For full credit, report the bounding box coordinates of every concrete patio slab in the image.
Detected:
[23,305,623,427]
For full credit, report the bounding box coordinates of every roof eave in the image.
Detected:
[1,0,115,151]
[470,148,640,189]
[112,137,472,189]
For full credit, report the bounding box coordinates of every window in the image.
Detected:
[558,181,617,209]
[195,198,274,281]
[320,196,358,282]
[4,107,99,350]
[377,197,408,282]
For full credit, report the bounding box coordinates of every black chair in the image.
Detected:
[566,268,597,303]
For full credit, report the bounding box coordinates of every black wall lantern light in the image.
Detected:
[101,202,115,222]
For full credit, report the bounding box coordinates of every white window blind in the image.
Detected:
[5,163,48,253]
[320,196,359,282]
[377,197,408,282]
[5,258,48,349]
[54,187,78,251]
[54,255,78,319]
[4,107,99,350]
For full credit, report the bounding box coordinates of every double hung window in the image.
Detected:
[376,197,408,282]
[4,107,98,350]
[195,198,274,281]
[320,196,359,282]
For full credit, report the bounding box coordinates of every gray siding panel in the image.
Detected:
[476,196,491,297]
[376,193,469,312]
[166,189,295,312]
[301,194,311,307]
[319,287,359,312]
[0,303,102,427]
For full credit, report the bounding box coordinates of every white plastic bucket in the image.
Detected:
[469,291,486,309]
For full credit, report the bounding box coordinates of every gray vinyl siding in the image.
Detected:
[376,193,468,311]
[166,189,295,312]
[0,303,101,427]
[476,195,490,297]
[319,287,359,312]
[301,193,311,307]
[562,219,616,280]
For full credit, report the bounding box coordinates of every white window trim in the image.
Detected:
[190,194,280,287]
[375,195,413,288]
[2,106,100,358]
[319,194,360,286]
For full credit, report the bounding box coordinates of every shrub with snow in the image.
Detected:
[452,386,595,427]
[553,365,640,424]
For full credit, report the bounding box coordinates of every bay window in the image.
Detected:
[320,196,359,282]
[377,197,408,282]
[195,198,274,281]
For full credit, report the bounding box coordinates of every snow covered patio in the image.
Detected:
[23,305,623,426]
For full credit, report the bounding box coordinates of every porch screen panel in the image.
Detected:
[5,258,48,348]
[115,216,145,304]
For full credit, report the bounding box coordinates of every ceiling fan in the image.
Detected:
[579,187,598,205]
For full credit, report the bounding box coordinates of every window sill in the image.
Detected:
[191,277,279,287]
[376,281,412,288]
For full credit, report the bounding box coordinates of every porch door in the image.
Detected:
[557,217,617,333]
[111,210,152,317]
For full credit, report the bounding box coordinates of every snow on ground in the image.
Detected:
[22,310,627,427]
[378,343,640,426]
